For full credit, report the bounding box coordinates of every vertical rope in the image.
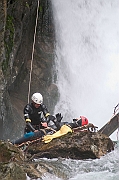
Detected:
[117,117,119,141]
[117,130,118,141]
[27,0,40,103]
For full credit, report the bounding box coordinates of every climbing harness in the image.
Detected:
[27,0,40,103]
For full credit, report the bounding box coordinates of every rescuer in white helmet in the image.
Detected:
[24,92,55,133]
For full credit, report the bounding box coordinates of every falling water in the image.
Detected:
[51,0,119,141]
[27,1,119,179]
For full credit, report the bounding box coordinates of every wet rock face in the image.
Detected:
[0,140,24,162]
[0,162,27,180]
[26,131,114,160]
[0,0,58,140]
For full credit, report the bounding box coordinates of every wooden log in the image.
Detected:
[99,113,119,136]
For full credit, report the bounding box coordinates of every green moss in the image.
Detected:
[39,5,43,12]
[0,143,11,162]
[2,15,14,74]
[26,2,30,9]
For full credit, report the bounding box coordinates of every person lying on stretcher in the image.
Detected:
[54,115,89,130]
[12,114,89,145]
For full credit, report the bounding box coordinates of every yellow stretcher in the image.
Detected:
[43,125,72,143]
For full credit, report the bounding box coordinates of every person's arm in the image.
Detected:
[26,120,36,132]
[41,104,50,120]
[41,104,55,123]
[24,104,35,132]
[68,122,78,129]
[24,104,32,120]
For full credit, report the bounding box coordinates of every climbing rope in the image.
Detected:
[27,0,40,104]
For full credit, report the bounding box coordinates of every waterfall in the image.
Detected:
[51,0,119,140]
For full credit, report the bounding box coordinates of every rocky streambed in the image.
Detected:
[0,129,114,180]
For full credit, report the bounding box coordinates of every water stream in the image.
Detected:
[41,143,119,180]
[52,0,119,141]
[28,0,119,179]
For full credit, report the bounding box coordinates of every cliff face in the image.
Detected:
[0,0,58,140]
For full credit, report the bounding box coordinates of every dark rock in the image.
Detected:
[0,162,26,180]
[0,140,24,162]
[0,140,68,179]
[26,131,114,160]
[0,128,115,179]
[0,0,57,140]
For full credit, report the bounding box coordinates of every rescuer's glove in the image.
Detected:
[47,115,56,122]
[56,113,63,122]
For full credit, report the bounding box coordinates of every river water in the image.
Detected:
[38,143,119,180]
[28,0,119,179]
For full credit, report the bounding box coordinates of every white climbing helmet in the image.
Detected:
[31,93,43,104]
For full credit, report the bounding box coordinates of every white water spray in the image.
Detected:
[51,0,119,140]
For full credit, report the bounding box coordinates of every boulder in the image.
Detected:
[0,140,24,162]
[0,128,115,179]
[25,130,114,160]
[0,140,68,179]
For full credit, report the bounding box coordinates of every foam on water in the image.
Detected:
[27,143,119,180]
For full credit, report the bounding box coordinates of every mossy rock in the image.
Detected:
[0,140,24,162]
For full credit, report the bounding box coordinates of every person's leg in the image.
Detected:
[12,130,44,145]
